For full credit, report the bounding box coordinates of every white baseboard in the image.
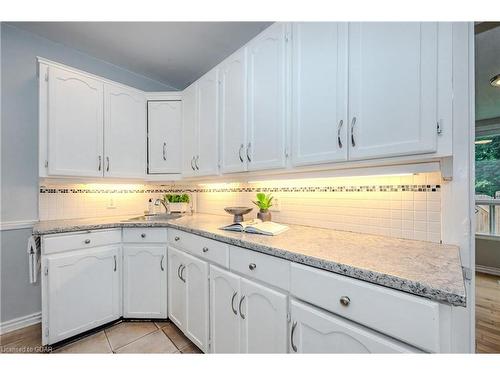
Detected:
[476,265,500,277]
[0,312,41,335]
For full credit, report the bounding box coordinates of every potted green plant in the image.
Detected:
[252,193,273,222]
[163,193,190,213]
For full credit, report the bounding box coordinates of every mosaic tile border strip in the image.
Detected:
[40,184,441,194]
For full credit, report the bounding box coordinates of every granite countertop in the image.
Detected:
[33,213,466,307]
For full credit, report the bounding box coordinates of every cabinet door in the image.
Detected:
[183,252,209,352]
[104,84,146,178]
[45,246,120,344]
[47,66,104,177]
[247,23,287,171]
[123,245,167,319]
[239,278,288,353]
[167,246,186,329]
[291,22,348,166]
[148,101,182,174]
[197,69,219,177]
[219,49,247,173]
[181,84,197,177]
[209,265,240,353]
[348,22,438,160]
[290,300,415,353]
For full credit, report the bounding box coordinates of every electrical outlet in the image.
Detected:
[107,197,116,209]
[270,197,281,212]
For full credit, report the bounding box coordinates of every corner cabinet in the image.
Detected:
[147,100,182,174]
[181,69,219,178]
[46,65,104,177]
[347,22,439,160]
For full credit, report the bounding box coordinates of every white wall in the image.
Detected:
[0,23,174,325]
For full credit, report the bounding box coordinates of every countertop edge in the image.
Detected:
[33,220,467,307]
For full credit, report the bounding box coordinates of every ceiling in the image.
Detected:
[8,22,273,90]
[475,24,500,123]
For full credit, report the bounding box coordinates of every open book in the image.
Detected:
[220,219,289,236]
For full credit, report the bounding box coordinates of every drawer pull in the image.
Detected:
[239,295,246,319]
[174,236,180,241]
[248,263,257,270]
[231,292,238,315]
[290,321,298,352]
[339,296,351,306]
[84,239,91,244]
[141,233,146,238]
[203,246,209,253]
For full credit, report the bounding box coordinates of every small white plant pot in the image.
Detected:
[169,202,188,213]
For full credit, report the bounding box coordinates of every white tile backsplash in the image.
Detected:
[38,172,443,243]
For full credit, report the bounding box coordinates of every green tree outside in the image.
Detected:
[475,135,500,198]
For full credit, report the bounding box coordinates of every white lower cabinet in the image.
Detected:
[122,245,167,319]
[289,299,418,353]
[44,245,121,345]
[210,265,288,353]
[168,246,209,352]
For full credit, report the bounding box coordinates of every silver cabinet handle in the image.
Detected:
[174,236,180,242]
[339,296,351,306]
[141,233,146,238]
[337,120,344,149]
[246,142,251,162]
[350,117,356,147]
[180,265,186,282]
[290,321,298,352]
[160,255,164,271]
[238,295,246,319]
[177,264,182,279]
[163,142,167,161]
[190,156,195,171]
[98,156,102,171]
[195,155,200,170]
[202,246,209,253]
[231,292,238,315]
[84,239,91,244]
[248,263,256,270]
[113,255,117,272]
[238,144,244,162]
[106,156,110,172]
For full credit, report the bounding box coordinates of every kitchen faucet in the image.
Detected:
[154,198,171,214]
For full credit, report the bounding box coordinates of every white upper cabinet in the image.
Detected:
[122,245,167,319]
[348,22,438,160]
[246,22,288,171]
[47,66,104,177]
[181,83,197,177]
[104,84,146,178]
[148,100,182,174]
[291,22,348,166]
[219,48,248,173]
[196,69,219,176]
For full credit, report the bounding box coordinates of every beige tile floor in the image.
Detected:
[0,320,202,354]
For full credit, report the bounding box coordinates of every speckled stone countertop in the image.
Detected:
[33,213,466,307]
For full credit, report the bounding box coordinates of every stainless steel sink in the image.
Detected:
[123,213,183,222]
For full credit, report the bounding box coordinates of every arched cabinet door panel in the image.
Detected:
[47,66,104,177]
[290,300,418,353]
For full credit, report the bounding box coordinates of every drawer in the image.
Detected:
[42,229,122,255]
[123,228,167,243]
[230,246,290,291]
[290,263,441,352]
[169,229,229,268]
